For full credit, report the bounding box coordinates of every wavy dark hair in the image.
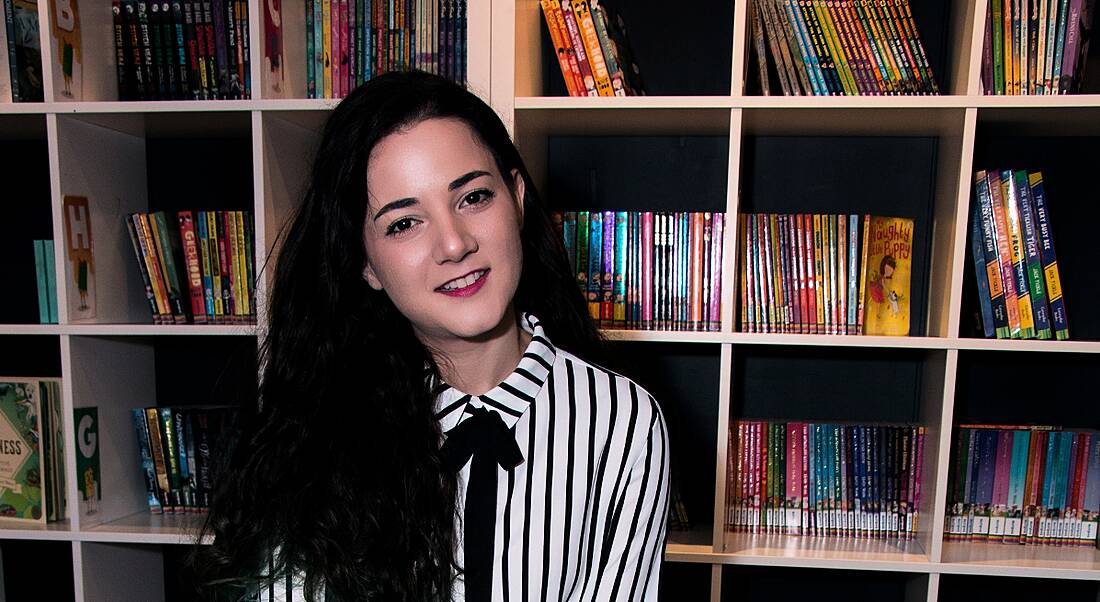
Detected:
[189,71,602,600]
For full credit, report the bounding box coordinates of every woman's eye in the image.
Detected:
[461,189,495,207]
[385,217,418,237]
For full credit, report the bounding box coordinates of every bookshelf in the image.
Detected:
[1,0,1098,599]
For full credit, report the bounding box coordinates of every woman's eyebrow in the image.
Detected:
[372,170,493,222]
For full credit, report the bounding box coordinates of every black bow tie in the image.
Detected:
[440,405,524,601]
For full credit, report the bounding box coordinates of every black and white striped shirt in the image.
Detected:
[268,313,670,601]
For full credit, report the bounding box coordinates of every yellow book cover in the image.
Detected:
[573,0,613,96]
[323,0,332,98]
[861,216,913,336]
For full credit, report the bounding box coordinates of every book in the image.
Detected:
[861,216,913,336]
[131,406,235,512]
[0,379,65,524]
[74,407,101,516]
[62,195,97,321]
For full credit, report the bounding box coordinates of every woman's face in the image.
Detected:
[362,117,526,343]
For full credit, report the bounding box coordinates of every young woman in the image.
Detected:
[193,71,670,601]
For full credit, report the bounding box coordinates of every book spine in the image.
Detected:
[1000,170,1036,338]
[601,211,615,325]
[970,198,996,338]
[134,214,172,322]
[1014,170,1052,339]
[642,212,654,329]
[560,1,597,95]
[540,0,579,96]
[124,218,160,319]
[587,210,602,323]
[131,409,163,513]
[172,408,193,509]
[986,171,1023,337]
[1029,172,1069,339]
[975,172,1011,338]
[152,212,187,322]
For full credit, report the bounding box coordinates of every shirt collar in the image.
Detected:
[433,313,556,433]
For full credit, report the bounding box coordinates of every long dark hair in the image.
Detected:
[190,71,601,600]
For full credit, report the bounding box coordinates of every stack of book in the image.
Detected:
[946,425,1099,547]
[125,210,256,325]
[1,0,44,102]
[739,213,915,336]
[969,170,1068,340]
[727,420,926,539]
[538,0,644,97]
[0,379,65,524]
[553,211,725,331]
[981,0,1096,94]
[131,405,236,513]
[749,0,938,96]
[110,0,253,101]
[32,240,58,324]
[302,0,468,99]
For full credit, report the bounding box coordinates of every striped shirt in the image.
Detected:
[267,313,670,601]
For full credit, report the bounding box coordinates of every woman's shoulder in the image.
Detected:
[552,347,667,435]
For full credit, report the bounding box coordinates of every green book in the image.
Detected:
[0,380,47,523]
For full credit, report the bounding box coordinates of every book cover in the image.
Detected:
[0,380,46,523]
[969,200,996,338]
[861,216,913,335]
[1000,170,1036,338]
[586,210,602,322]
[1014,170,1052,339]
[601,210,614,324]
[62,196,97,320]
[10,0,44,101]
[1029,172,1069,339]
[974,172,1010,338]
[131,408,162,513]
[74,407,101,516]
[50,0,83,100]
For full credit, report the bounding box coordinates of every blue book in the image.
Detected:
[33,240,49,324]
[587,211,603,322]
[975,173,1010,338]
[44,242,57,323]
[1014,170,1053,339]
[969,203,996,338]
[1029,172,1069,340]
[131,409,163,513]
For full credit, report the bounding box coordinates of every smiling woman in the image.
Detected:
[188,71,670,602]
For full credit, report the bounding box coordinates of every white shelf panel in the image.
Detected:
[80,511,211,545]
[711,533,932,572]
[50,100,257,114]
[515,96,736,110]
[0,519,74,541]
[0,324,64,335]
[601,330,729,344]
[940,541,1100,581]
[953,338,1100,354]
[665,526,715,563]
[63,324,257,337]
[727,333,952,350]
[972,94,1100,108]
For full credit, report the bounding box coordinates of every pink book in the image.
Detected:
[991,430,1014,538]
[709,213,724,331]
[332,0,343,97]
[802,214,817,334]
[787,422,804,535]
[641,212,654,329]
[801,423,810,533]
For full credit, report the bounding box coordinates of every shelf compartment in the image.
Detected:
[739,0,965,97]
[516,0,735,97]
[962,125,1100,341]
[0,116,53,325]
[55,112,256,326]
[725,347,950,557]
[1,540,76,599]
[68,335,256,532]
[940,542,1100,581]
[0,334,62,378]
[736,127,966,338]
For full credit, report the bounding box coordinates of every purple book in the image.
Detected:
[991,430,1014,538]
[601,211,615,325]
[1060,0,1086,92]
[710,213,724,331]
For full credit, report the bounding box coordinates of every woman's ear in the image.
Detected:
[510,168,525,225]
[362,262,383,290]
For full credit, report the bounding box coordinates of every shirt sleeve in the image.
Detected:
[589,395,672,601]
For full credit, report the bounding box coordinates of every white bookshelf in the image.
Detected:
[1,0,1098,599]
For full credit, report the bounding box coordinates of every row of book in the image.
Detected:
[981,0,1096,95]
[749,0,938,96]
[553,211,725,332]
[970,170,1068,340]
[739,214,914,336]
[125,210,256,325]
[1,0,43,102]
[302,0,468,99]
[131,405,235,513]
[111,0,253,101]
[0,379,65,524]
[727,421,926,539]
[32,239,58,324]
[946,426,1099,547]
[539,0,645,97]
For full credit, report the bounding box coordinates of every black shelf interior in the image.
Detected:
[0,132,53,325]
[146,137,254,216]
[964,133,1100,341]
[954,350,1100,431]
[538,0,735,96]
[721,565,926,601]
[153,336,258,409]
[658,560,711,601]
[0,540,75,601]
[0,335,62,378]
[939,574,1100,601]
[546,135,729,214]
[607,342,720,536]
[739,135,938,337]
[731,345,931,424]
